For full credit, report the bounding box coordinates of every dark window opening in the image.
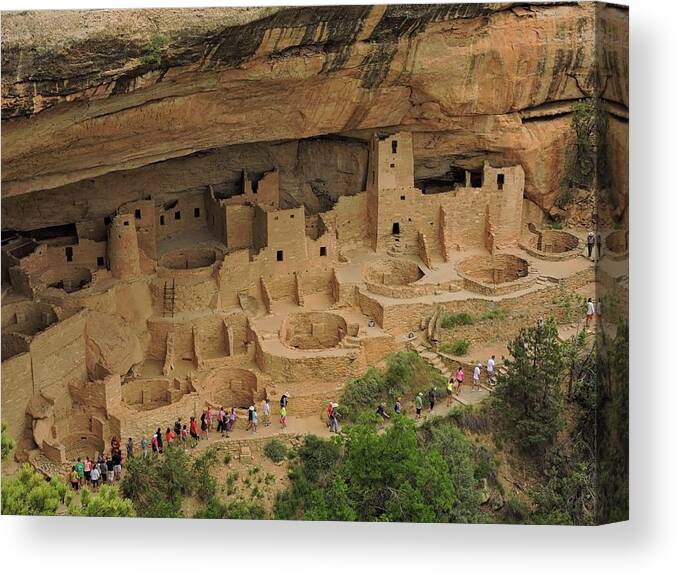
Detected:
[104,216,112,226]
[392,222,400,235]
[390,163,395,168]
[276,250,284,262]
[400,195,406,200]
[470,169,483,188]
[65,247,73,262]
[497,173,505,190]
[96,256,105,267]
[252,180,259,194]
[392,140,398,154]
[134,209,142,219]
[123,221,129,226]
[174,211,181,220]
[320,246,327,257]
[160,215,165,226]
[194,207,201,218]
[290,214,294,219]
[26,223,77,242]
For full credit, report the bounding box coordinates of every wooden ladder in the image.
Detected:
[163,279,176,317]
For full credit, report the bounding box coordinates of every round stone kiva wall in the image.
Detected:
[63,433,105,461]
[201,367,258,409]
[159,247,217,270]
[41,266,92,293]
[364,258,424,286]
[281,311,348,350]
[458,254,529,284]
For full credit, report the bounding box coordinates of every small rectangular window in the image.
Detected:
[390,163,395,168]
[194,207,201,218]
[320,246,327,257]
[96,256,105,267]
[104,216,111,226]
[175,211,181,220]
[160,215,165,226]
[497,173,505,190]
[134,208,142,219]
[392,140,398,154]
[400,195,406,200]
[276,250,284,262]
[290,214,294,219]
[65,247,73,262]
[123,221,129,226]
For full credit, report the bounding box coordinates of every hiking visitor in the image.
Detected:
[181,424,188,444]
[90,463,101,490]
[141,436,148,459]
[75,457,85,486]
[112,450,122,480]
[251,406,258,433]
[376,403,390,429]
[217,406,226,434]
[263,399,271,427]
[189,416,199,447]
[126,437,134,459]
[446,374,454,406]
[586,297,595,329]
[329,409,339,433]
[105,455,114,483]
[200,411,208,440]
[428,387,436,414]
[165,427,175,448]
[326,401,334,427]
[595,232,603,258]
[69,466,80,491]
[84,456,92,484]
[174,417,182,439]
[155,427,163,453]
[246,405,254,431]
[151,432,159,456]
[587,231,595,258]
[473,363,481,391]
[455,366,464,395]
[280,405,287,429]
[487,355,496,386]
[228,408,237,432]
[394,397,402,415]
[415,392,423,420]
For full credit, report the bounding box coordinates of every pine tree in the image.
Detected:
[493,318,565,460]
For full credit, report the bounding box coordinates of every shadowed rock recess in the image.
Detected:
[1,3,627,230]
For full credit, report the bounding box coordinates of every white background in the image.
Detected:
[1,0,676,572]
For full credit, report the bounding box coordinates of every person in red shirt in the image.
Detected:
[189,416,199,448]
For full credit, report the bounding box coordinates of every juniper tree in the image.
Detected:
[493,318,565,461]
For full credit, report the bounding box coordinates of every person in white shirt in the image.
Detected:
[262,398,271,427]
[487,355,496,386]
[586,298,595,329]
[473,363,481,391]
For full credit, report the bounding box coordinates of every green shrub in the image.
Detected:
[441,338,471,356]
[2,464,70,516]
[441,312,474,329]
[264,439,288,463]
[141,34,167,66]
[193,448,218,502]
[479,306,508,322]
[1,423,15,461]
[194,498,266,520]
[223,452,232,465]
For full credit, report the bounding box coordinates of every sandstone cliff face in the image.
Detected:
[1,3,628,229]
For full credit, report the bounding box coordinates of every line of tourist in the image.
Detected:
[66,393,292,491]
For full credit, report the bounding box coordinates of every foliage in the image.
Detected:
[340,352,444,420]
[529,446,595,525]
[492,318,565,461]
[1,423,15,461]
[595,322,629,523]
[440,338,471,356]
[193,447,218,502]
[194,498,266,520]
[121,447,193,517]
[447,404,492,434]
[264,439,288,463]
[71,485,135,517]
[141,34,167,67]
[561,97,610,204]
[441,311,474,329]
[223,452,232,465]
[1,464,70,516]
[275,417,483,523]
[478,306,508,322]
